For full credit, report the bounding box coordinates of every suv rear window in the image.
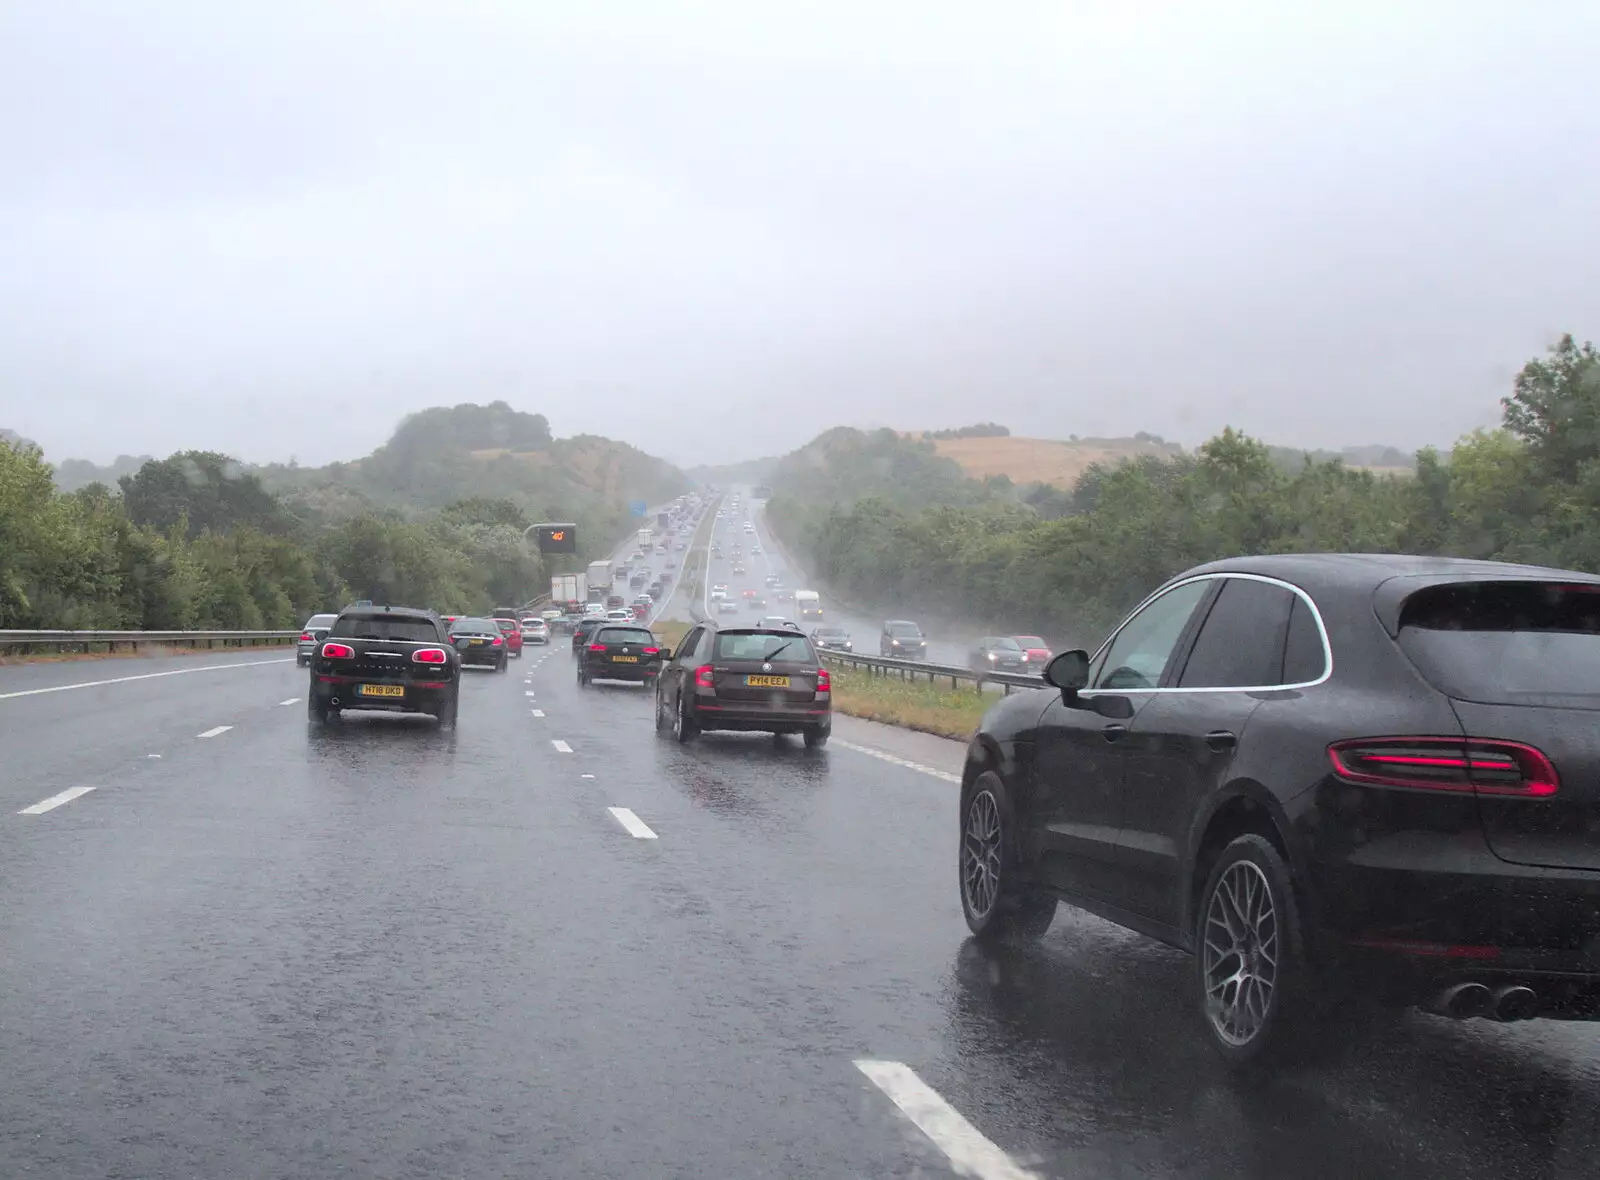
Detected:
[596,627,654,645]
[331,614,441,642]
[714,631,817,662]
[1397,581,1600,706]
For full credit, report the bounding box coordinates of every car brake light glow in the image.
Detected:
[816,668,830,692]
[320,642,355,659]
[589,643,607,652]
[1327,737,1558,798]
[642,647,660,655]
[298,632,313,642]
[694,664,716,689]
[491,636,503,645]
[412,648,448,664]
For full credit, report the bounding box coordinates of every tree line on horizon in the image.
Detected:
[0,403,688,632]
[765,335,1600,647]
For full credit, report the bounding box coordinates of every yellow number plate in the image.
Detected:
[358,684,405,698]
[469,638,484,645]
[745,675,790,688]
[611,655,638,663]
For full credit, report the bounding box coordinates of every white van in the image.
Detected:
[794,590,822,620]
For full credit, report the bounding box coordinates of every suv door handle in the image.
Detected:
[1102,724,1129,743]
[1205,730,1238,752]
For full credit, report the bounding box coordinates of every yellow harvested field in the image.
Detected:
[921,435,1181,489]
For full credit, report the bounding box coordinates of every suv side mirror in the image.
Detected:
[1043,649,1090,692]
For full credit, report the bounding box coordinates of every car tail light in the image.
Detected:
[320,642,355,659]
[491,636,503,646]
[412,648,448,664]
[642,647,660,655]
[694,664,715,689]
[298,631,313,642]
[816,668,831,692]
[589,643,607,652]
[1327,737,1559,798]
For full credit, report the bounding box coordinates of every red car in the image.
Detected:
[1011,635,1052,667]
[494,617,524,658]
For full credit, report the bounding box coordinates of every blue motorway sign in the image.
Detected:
[628,500,648,517]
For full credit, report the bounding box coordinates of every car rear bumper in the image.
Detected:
[458,650,504,666]
[1309,849,1600,1010]
[693,700,831,733]
[311,676,454,712]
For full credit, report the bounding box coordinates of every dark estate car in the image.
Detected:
[307,605,460,726]
[450,617,511,671]
[577,624,664,687]
[655,623,831,746]
[971,636,1026,673]
[959,554,1600,1067]
[569,614,612,654]
[881,619,928,659]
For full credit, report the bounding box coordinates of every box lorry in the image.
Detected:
[586,560,614,601]
[637,528,653,549]
[551,573,586,607]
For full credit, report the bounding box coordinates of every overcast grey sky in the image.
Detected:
[3,1,1597,468]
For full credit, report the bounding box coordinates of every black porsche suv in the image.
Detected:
[960,554,1600,1067]
[307,605,460,727]
[655,622,831,746]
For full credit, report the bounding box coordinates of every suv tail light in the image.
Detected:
[694,664,716,690]
[1327,737,1559,798]
[412,647,448,664]
[816,668,831,693]
[321,642,355,659]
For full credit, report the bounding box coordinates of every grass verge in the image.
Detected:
[825,663,991,741]
[652,620,692,652]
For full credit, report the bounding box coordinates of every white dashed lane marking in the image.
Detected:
[196,725,233,739]
[607,807,657,839]
[551,739,572,753]
[18,786,96,815]
[834,739,961,784]
[279,698,300,706]
[531,709,545,718]
[525,691,537,697]
[855,1060,1039,1180]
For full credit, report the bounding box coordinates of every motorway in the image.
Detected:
[4,504,1600,1177]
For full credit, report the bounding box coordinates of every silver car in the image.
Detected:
[296,613,339,666]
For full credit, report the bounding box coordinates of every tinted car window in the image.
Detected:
[1093,579,1211,690]
[1397,581,1600,706]
[1178,578,1297,688]
[450,617,499,635]
[1281,596,1328,684]
[331,614,442,642]
[715,632,817,662]
[595,627,654,645]
[887,622,922,637]
[988,638,1022,651]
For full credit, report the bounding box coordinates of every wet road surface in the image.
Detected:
[5,524,1600,1176]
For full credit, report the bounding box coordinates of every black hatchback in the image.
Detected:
[655,623,830,746]
[958,554,1600,1067]
[577,624,663,687]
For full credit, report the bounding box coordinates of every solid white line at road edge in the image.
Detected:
[279,698,300,706]
[0,657,294,702]
[854,1060,1040,1180]
[834,739,962,784]
[18,786,96,815]
[197,725,232,739]
[551,739,572,753]
[607,806,658,839]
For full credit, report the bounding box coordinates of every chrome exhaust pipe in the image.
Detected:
[330,697,340,707]
[1491,984,1539,1022]
[1424,981,1494,1019]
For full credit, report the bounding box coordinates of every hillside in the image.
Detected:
[256,402,688,525]
[911,433,1184,489]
